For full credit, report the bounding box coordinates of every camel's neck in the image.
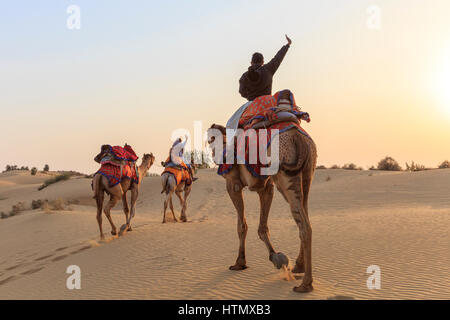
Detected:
[137,163,152,184]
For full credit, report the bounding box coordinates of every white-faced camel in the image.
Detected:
[92,147,155,239]
[207,124,317,292]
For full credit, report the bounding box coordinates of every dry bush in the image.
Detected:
[31,167,38,175]
[1,212,8,219]
[342,163,362,170]
[330,164,340,169]
[32,199,45,210]
[316,165,327,170]
[405,161,428,172]
[377,156,402,171]
[10,202,26,216]
[325,176,331,182]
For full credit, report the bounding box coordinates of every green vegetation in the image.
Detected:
[38,173,72,191]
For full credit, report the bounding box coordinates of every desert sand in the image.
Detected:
[0,168,449,299]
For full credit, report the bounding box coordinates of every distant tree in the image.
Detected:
[44,164,50,172]
[377,156,402,171]
[31,167,38,176]
[438,160,450,169]
[342,163,362,170]
[316,165,327,170]
[5,165,11,172]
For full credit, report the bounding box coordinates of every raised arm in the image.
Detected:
[265,35,292,75]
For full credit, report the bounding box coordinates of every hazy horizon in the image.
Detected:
[2,0,450,174]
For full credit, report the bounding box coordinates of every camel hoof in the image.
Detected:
[229,264,248,271]
[292,264,305,274]
[293,284,314,293]
[270,252,289,269]
[127,226,133,231]
[119,224,128,236]
[111,230,117,236]
[180,217,187,222]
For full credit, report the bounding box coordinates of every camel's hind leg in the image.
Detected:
[96,191,105,239]
[274,171,313,293]
[103,185,122,236]
[163,190,173,223]
[226,173,247,270]
[180,184,191,222]
[257,180,276,255]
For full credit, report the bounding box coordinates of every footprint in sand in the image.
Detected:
[52,255,68,262]
[0,276,16,286]
[20,267,44,276]
[34,254,54,262]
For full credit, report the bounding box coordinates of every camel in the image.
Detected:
[160,170,192,223]
[92,147,155,239]
[207,123,317,292]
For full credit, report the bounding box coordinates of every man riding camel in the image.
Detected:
[227,35,292,131]
[161,135,197,183]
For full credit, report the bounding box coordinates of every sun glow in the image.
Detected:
[435,56,450,114]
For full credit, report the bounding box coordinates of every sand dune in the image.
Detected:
[0,169,449,299]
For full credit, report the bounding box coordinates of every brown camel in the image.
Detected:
[207,123,317,292]
[160,170,192,223]
[92,149,155,239]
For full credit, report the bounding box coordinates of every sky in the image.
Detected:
[1,0,450,174]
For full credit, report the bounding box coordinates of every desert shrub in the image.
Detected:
[43,164,50,172]
[342,163,362,170]
[325,176,331,182]
[32,199,45,210]
[377,156,402,171]
[316,165,327,170]
[31,167,38,175]
[10,202,26,216]
[405,161,427,172]
[38,173,71,191]
[146,172,160,177]
[188,150,211,169]
[1,212,8,219]
[369,165,376,170]
[438,160,450,169]
[330,164,340,169]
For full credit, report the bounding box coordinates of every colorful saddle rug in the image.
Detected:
[218,90,312,178]
[95,144,139,187]
[96,163,139,187]
[217,122,311,178]
[162,166,192,186]
[239,90,310,130]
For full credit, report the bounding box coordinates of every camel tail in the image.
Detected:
[161,174,170,195]
[280,134,309,175]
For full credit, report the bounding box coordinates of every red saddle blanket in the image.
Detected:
[96,163,139,187]
[217,122,311,178]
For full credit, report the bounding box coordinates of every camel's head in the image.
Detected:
[207,124,226,164]
[142,153,155,170]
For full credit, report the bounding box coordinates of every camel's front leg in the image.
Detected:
[122,192,130,227]
[127,187,139,230]
[226,179,247,270]
[275,172,313,292]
